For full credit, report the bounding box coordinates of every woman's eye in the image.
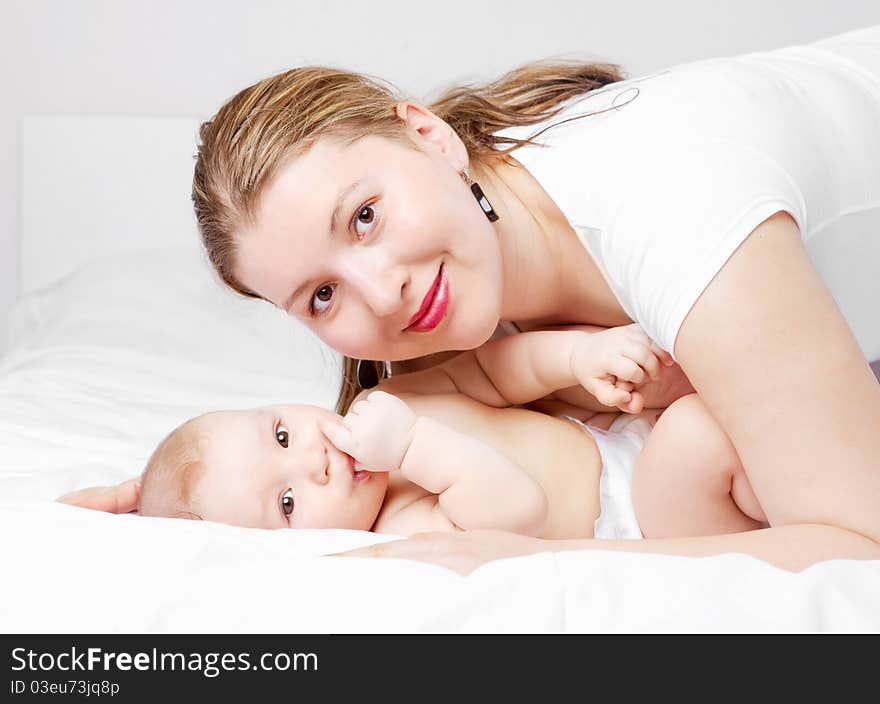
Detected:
[310,284,336,316]
[275,424,289,448]
[352,202,379,239]
[280,488,295,517]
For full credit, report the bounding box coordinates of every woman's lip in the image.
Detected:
[407,266,443,328]
[405,265,448,332]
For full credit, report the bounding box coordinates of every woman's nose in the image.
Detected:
[345,252,409,318]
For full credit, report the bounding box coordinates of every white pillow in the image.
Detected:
[0,245,342,500]
[8,245,342,390]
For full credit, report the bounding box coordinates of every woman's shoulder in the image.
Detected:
[507,47,837,152]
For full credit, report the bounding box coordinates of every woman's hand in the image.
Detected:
[55,477,141,514]
[329,529,555,575]
[320,390,417,471]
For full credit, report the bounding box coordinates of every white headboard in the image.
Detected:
[21,115,203,294]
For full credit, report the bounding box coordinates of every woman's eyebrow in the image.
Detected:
[282,178,365,312]
[328,178,365,240]
[283,281,310,313]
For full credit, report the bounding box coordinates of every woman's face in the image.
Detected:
[233,130,504,361]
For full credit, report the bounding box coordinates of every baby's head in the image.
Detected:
[138,404,388,530]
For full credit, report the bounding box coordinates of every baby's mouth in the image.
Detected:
[344,452,370,482]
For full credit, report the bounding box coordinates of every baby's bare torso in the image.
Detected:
[373,393,602,539]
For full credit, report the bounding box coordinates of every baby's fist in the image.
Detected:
[320,391,417,471]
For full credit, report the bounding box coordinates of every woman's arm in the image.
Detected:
[673,211,880,544]
[333,524,880,574]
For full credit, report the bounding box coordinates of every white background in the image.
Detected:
[2,0,880,351]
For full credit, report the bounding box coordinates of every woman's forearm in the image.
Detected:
[552,524,880,572]
[334,522,880,575]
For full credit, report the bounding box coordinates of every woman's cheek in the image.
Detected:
[320,314,382,359]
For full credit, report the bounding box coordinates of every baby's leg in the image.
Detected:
[631,394,768,538]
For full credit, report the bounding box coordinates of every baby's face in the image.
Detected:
[189,404,388,530]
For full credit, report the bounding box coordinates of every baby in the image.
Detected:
[59,325,768,539]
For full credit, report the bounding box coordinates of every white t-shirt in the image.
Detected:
[494,25,880,362]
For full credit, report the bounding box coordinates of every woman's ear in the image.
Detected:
[394,101,468,165]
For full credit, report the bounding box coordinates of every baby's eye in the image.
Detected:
[310,284,336,317]
[280,488,295,517]
[276,424,289,448]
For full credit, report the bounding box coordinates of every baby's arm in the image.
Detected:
[473,325,671,412]
[379,325,671,413]
[321,391,548,536]
[399,415,548,535]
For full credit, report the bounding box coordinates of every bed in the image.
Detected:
[2,115,878,633]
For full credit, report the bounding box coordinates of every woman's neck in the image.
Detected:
[474,157,629,328]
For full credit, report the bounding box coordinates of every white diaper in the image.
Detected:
[564,412,657,540]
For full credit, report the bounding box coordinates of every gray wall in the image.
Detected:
[2,0,879,351]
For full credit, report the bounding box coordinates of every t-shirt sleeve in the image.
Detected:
[594,136,807,358]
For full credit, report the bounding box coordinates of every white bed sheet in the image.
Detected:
[1,247,879,633]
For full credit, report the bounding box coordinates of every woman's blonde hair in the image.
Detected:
[192,59,625,414]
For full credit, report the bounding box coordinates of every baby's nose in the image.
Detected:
[298,445,329,485]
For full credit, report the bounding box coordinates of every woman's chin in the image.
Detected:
[347,309,501,362]
[461,315,504,349]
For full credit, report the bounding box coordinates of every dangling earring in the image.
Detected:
[356,359,378,389]
[356,359,391,389]
[461,166,499,222]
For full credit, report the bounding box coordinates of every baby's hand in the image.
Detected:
[319,391,417,472]
[570,324,671,413]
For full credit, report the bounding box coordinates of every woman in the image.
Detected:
[191,26,880,572]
